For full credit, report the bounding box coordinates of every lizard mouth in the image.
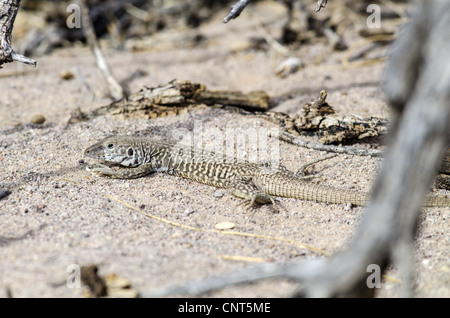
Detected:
[84,148,94,157]
[84,147,101,158]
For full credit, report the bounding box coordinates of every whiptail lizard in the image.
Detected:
[84,136,450,208]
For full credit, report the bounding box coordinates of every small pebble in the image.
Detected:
[26,204,46,213]
[26,185,37,193]
[183,207,194,216]
[344,203,353,211]
[60,70,75,80]
[275,56,302,78]
[0,190,11,199]
[213,190,224,198]
[30,114,46,125]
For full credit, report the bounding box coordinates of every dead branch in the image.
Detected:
[68,79,269,122]
[78,0,124,100]
[314,0,328,12]
[277,131,384,157]
[0,0,36,68]
[141,262,318,297]
[223,0,250,23]
[237,90,388,150]
[142,0,450,297]
[224,0,328,23]
[263,90,389,145]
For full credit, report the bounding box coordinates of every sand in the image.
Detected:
[0,1,448,297]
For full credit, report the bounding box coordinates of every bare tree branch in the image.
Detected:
[141,261,321,297]
[0,0,36,68]
[314,0,328,12]
[78,0,124,100]
[277,131,384,157]
[223,0,250,23]
[224,0,329,24]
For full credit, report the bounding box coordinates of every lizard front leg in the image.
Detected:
[87,163,155,179]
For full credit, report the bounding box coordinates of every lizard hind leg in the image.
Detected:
[227,178,276,210]
[295,154,336,178]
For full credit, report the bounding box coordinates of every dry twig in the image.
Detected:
[78,0,124,100]
[223,0,250,23]
[314,0,328,12]
[224,0,328,23]
[105,194,328,256]
[277,131,384,157]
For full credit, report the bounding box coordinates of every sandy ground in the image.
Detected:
[0,1,448,297]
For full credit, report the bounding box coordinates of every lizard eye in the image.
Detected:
[107,143,114,149]
[128,148,134,156]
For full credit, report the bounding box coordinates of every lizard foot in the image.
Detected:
[86,163,116,177]
[236,195,280,213]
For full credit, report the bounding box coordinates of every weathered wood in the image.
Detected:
[256,90,388,144]
[0,0,36,67]
[314,0,328,12]
[196,89,269,110]
[70,79,269,122]
[277,131,384,157]
[223,0,250,23]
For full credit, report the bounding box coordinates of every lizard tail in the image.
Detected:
[260,173,449,207]
[257,173,370,206]
[282,182,371,207]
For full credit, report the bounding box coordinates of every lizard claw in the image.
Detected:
[236,195,281,213]
[236,199,253,209]
[86,163,115,176]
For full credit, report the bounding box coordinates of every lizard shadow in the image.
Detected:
[0,163,90,203]
[0,224,48,247]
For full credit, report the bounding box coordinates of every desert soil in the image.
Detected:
[0,1,448,297]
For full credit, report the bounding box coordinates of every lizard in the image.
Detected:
[84,135,450,208]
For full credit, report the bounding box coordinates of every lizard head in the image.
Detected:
[84,136,141,167]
